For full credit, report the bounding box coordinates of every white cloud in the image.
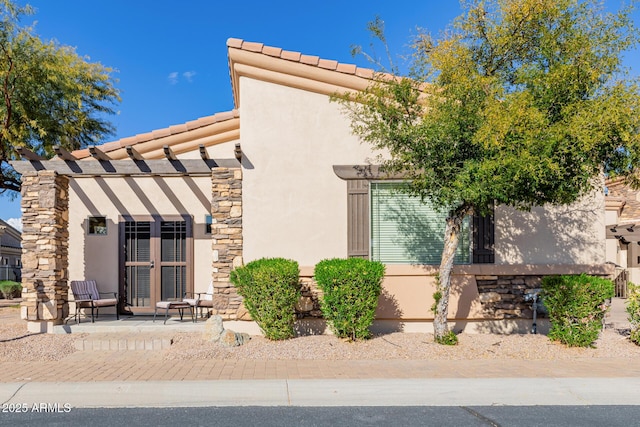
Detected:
[182,71,196,82]
[6,217,22,233]
[167,72,179,84]
[168,71,197,85]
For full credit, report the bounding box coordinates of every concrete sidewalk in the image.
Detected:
[1,300,639,408]
[1,377,639,408]
[1,355,640,408]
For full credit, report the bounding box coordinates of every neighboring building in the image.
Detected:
[604,178,640,294]
[12,39,611,333]
[0,219,22,282]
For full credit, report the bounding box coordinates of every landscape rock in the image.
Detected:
[220,329,251,347]
[202,315,224,342]
[202,314,251,347]
[236,305,252,321]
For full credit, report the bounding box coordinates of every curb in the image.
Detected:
[2,378,640,408]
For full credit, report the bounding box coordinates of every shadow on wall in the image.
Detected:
[294,319,328,336]
[385,200,444,264]
[461,319,551,335]
[374,287,404,333]
[451,274,472,321]
[496,193,603,264]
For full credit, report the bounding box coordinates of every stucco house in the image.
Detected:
[604,178,640,295]
[12,39,611,333]
[0,218,22,282]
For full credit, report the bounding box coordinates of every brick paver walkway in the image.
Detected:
[2,301,639,384]
[2,353,640,383]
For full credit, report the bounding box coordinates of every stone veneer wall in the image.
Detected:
[295,274,611,321]
[476,275,545,319]
[292,274,546,321]
[210,167,245,320]
[20,171,69,330]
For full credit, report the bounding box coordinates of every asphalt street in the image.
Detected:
[1,406,638,427]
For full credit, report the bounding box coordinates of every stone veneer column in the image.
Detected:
[20,170,69,333]
[211,167,243,319]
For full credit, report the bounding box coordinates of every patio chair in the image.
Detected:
[69,280,119,323]
[183,282,215,321]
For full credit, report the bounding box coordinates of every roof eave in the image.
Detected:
[226,38,375,109]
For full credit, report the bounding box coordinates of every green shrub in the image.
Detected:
[230,258,300,340]
[435,330,459,346]
[314,258,385,341]
[541,274,614,347]
[626,283,640,346]
[0,281,21,299]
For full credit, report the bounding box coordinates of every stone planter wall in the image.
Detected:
[296,277,323,318]
[476,275,545,319]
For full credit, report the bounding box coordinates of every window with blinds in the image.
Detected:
[370,182,471,264]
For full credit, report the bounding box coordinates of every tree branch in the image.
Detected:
[0,43,14,166]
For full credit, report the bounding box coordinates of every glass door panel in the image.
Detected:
[120,218,192,314]
[123,221,152,309]
[160,221,187,301]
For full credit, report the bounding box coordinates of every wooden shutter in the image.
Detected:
[347,180,369,258]
[473,210,495,264]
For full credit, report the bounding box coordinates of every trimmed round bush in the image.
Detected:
[0,281,21,299]
[626,283,640,346]
[230,258,300,340]
[314,258,385,341]
[541,274,614,347]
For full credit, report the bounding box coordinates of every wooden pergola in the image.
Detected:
[10,144,244,333]
[12,143,242,176]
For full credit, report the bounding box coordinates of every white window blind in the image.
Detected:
[370,182,470,264]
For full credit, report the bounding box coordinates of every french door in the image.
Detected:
[119,216,193,314]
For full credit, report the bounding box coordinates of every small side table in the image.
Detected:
[153,301,195,324]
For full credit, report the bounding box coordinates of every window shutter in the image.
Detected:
[473,210,495,264]
[347,180,369,258]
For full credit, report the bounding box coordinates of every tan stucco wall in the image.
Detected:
[298,263,611,323]
[239,77,606,267]
[495,192,606,265]
[239,77,380,266]
[68,175,213,295]
[176,140,238,160]
[605,207,620,264]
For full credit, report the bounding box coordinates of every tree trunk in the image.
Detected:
[433,207,470,342]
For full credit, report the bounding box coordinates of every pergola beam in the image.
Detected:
[88,145,112,161]
[16,147,45,161]
[53,146,78,161]
[10,158,240,176]
[163,145,176,160]
[126,145,144,161]
[606,223,640,242]
[199,144,209,160]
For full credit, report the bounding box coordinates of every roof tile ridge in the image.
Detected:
[120,109,239,148]
[71,109,239,158]
[227,37,376,78]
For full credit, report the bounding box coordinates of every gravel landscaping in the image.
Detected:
[2,306,640,362]
[0,307,82,361]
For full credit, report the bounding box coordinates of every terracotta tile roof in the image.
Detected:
[70,39,376,160]
[606,178,640,223]
[71,110,239,160]
[227,38,375,78]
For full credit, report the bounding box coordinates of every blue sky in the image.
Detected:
[1,0,639,226]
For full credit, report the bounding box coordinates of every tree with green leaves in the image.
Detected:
[342,0,640,344]
[0,0,119,193]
